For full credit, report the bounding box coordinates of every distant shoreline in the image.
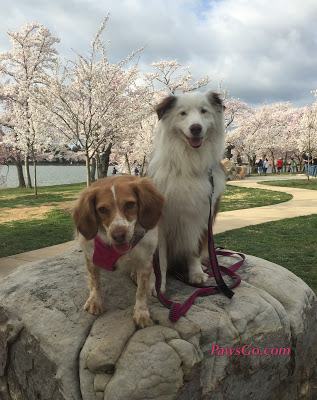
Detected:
[2,162,86,166]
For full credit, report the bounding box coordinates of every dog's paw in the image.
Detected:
[84,297,104,315]
[133,307,153,328]
[188,270,209,285]
[149,282,157,297]
[159,279,167,294]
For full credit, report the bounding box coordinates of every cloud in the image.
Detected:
[0,0,316,108]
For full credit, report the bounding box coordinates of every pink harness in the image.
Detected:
[93,235,143,271]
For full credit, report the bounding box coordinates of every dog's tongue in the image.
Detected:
[189,137,203,148]
[113,243,131,254]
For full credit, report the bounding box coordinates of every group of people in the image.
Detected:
[256,154,317,177]
[302,154,317,177]
[256,158,270,176]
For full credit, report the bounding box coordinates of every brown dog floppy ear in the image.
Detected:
[72,187,98,240]
[133,177,165,230]
[155,96,177,120]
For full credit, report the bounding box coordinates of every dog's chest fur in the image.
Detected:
[148,137,225,260]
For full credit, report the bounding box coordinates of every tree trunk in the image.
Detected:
[237,154,242,165]
[125,153,131,175]
[250,155,256,173]
[140,155,146,177]
[97,143,112,178]
[24,153,32,188]
[32,149,38,196]
[247,155,251,176]
[11,156,26,188]
[90,157,96,183]
[307,156,311,182]
[271,151,276,173]
[85,152,91,187]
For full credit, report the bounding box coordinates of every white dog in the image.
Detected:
[147,91,226,292]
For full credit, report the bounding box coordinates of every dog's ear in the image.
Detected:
[72,187,98,240]
[155,96,177,120]
[133,177,165,230]
[207,92,226,111]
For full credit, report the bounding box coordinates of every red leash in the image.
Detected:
[153,193,245,322]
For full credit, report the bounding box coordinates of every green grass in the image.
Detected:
[0,182,86,208]
[0,183,85,257]
[214,214,317,293]
[0,209,74,258]
[259,179,317,190]
[219,184,292,211]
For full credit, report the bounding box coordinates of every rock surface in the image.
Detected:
[0,246,317,400]
[221,158,238,181]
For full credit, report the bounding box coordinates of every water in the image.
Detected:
[0,164,121,188]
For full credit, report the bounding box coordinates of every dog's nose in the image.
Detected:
[190,124,202,136]
[111,230,127,243]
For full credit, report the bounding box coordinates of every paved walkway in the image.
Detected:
[1,174,316,278]
[214,174,317,233]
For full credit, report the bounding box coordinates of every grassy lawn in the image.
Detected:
[0,183,293,258]
[219,185,292,211]
[0,183,86,258]
[0,182,86,208]
[214,214,317,293]
[0,210,75,258]
[259,179,317,190]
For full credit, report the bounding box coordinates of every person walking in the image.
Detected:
[290,158,297,174]
[134,167,140,176]
[112,167,118,175]
[276,158,283,174]
[257,159,263,175]
[263,158,269,175]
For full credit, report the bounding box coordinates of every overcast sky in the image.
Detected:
[1,0,317,108]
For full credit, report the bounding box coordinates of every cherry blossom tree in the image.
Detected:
[298,102,317,180]
[223,97,250,159]
[227,102,298,173]
[0,22,60,193]
[36,15,146,186]
[224,98,250,129]
[284,106,305,170]
[257,103,292,171]
[144,60,211,96]
[225,106,262,171]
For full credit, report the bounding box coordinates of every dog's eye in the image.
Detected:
[180,111,187,116]
[98,207,108,214]
[125,202,135,209]
[201,109,207,114]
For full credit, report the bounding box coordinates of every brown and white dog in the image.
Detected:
[72,175,165,328]
[147,91,226,292]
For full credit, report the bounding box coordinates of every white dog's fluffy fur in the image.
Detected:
[147,91,226,292]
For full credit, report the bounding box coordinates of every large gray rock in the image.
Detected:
[0,247,316,400]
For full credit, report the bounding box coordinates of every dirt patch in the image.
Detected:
[0,201,74,224]
[1,205,55,223]
[224,193,248,200]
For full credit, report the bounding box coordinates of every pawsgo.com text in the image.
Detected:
[211,345,291,356]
